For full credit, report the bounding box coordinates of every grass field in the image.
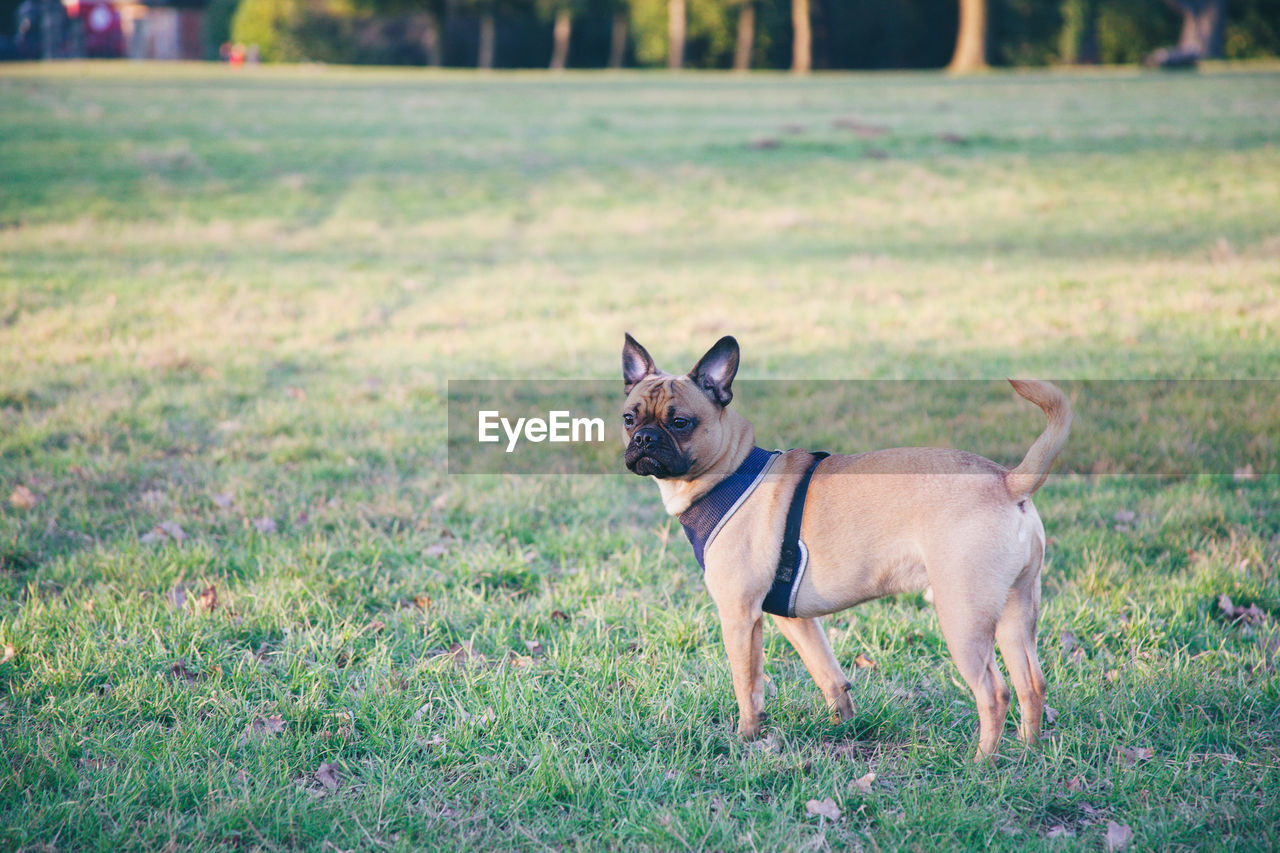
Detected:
[2,61,1280,851]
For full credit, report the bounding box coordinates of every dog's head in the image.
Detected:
[621,334,741,480]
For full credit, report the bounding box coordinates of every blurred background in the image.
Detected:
[3,0,1279,70]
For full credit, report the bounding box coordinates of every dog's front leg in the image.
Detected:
[771,615,855,723]
[718,607,766,739]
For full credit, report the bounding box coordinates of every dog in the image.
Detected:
[621,334,1072,760]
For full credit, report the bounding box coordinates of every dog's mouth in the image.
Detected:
[624,446,690,479]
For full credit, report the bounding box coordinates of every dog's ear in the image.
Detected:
[623,333,657,394]
[688,336,739,407]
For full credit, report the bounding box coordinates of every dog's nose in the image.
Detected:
[632,427,662,449]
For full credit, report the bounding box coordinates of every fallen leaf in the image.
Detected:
[0,644,14,664]
[414,702,433,722]
[1117,746,1154,766]
[365,619,386,634]
[315,762,340,790]
[854,652,876,669]
[1105,821,1133,851]
[8,485,38,509]
[143,522,187,545]
[447,641,476,666]
[1233,464,1257,482]
[198,585,218,612]
[851,771,876,793]
[413,595,433,611]
[550,610,570,623]
[1044,704,1059,726]
[252,516,277,534]
[1066,774,1084,792]
[250,714,286,735]
[523,639,545,657]
[169,660,199,684]
[166,586,187,608]
[805,797,841,821]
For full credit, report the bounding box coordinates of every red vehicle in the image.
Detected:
[67,0,124,58]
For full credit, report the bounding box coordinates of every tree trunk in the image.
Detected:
[608,7,627,69]
[1058,0,1098,65]
[421,11,442,67]
[1171,0,1225,58]
[733,2,754,72]
[478,10,495,69]
[948,0,988,73]
[668,0,685,70]
[550,7,571,70]
[791,0,810,75]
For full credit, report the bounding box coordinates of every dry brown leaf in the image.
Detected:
[250,714,286,735]
[447,641,476,666]
[0,644,14,665]
[851,771,876,793]
[1117,746,1154,766]
[8,485,38,510]
[315,762,340,791]
[805,797,841,821]
[1105,821,1133,851]
[413,595,433,611]
[166,586,187,609]
[169,660,199,684]
[523,639,545,657]
[550,610,570,623]
[366,619,386,634]
[854,653,876,669]
[198,585,218,612]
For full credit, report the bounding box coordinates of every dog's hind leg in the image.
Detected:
[932,595,1010,762]
[770,615,856,723]
[996,556,1047,746]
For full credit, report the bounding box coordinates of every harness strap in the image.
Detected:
[762,451,829,618]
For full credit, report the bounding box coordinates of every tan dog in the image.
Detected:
[622,334,1072,760]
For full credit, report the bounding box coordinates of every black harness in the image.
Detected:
[678,447,829,618]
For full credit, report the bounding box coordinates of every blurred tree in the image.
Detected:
[1058,0,1099,63]
[544,0,574,68]
[357,0,445,64]
[948,0,987,70]
[790,0,809,72]
[608,0,628,66]
[1162,0,1225,58]
[732,0,752,69]
[231,0,303,60]
[668,0,684,67]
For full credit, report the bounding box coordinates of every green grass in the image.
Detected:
[2,61,1279,851]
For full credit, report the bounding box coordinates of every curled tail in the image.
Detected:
[1005,379,1072,498]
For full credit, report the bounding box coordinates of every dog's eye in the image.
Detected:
[671,417,691,430]
[622,413,635,427]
